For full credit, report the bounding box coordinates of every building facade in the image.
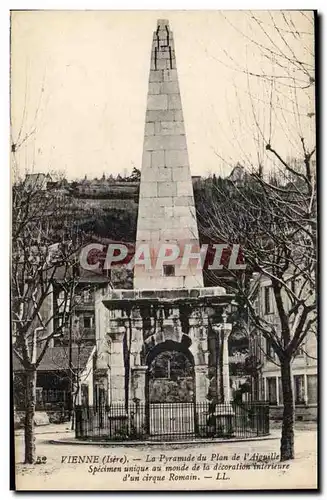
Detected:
[252,276,317,420]
[13,270,111,414]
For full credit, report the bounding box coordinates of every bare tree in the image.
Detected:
[198,158,316,461]
[197,11,317,461]
[11,175,84,464]
[47,320,95,429]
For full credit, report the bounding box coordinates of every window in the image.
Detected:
[294,345,304,358]
[163,264,175,277]
[264,286,273,314]
[266,377,277,405]
[83,316,93,328]
[36,387,43,403]
[278,377,283,405]
[83,289,91,302]
[253,296,260,315]
[266,338,274,359]
[81,384,89,407]
[307,375,317,404]
[294,375,305,404]
[266,337,276,361]
[74,295,82,304]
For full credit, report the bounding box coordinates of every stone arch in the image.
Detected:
[146,339,194,367]
[145,340,195,404]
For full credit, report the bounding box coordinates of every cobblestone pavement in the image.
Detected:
[14,425,317,491]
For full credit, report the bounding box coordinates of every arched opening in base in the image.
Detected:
[148,350,194,403]
[145,340,196,437]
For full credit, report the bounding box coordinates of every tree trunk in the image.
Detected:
[24,368,37,464]
[280,357,295,461]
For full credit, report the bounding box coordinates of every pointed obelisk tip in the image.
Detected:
[157,19,170,29]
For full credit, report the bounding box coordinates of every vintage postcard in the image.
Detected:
[11,10,318,491]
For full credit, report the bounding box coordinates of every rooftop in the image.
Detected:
[13,346,95,372]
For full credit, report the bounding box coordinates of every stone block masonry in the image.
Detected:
[144,135,187,151]
[135,19,204,289]
[147,94,168,111]
[165,150,189,168]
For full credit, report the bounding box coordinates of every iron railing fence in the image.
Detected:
[75,401,269,441]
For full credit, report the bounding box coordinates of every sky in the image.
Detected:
[10,10,315,180]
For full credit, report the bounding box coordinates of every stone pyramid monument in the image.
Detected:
[134,19,204,290]
[97,21,233,410]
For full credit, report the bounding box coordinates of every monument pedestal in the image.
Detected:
[214,404,235,437]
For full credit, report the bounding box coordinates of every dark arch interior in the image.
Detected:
[146,341,195,403]
[149,350,194,380]
[145,339,194,367]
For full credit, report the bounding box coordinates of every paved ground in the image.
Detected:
[14,423,317,491]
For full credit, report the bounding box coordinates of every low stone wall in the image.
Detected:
[269,405,317,421]
[14,410,70,429]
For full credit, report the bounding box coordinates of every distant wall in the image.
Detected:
[269,405,317,421]
[149,378,194,403]
[72,197,138,210]
[96,199,138,210]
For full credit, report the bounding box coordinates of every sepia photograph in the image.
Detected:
[10,9,317,491]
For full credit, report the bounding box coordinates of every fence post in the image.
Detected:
[265,403,270,434]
